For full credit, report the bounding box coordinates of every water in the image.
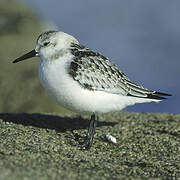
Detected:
[21,0,180,113]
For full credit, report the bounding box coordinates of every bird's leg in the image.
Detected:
[80,113,98,150]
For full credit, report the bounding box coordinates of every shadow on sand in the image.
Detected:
[0,113,118,132]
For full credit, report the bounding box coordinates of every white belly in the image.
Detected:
[39,59,83,113]
[39,59,158,114]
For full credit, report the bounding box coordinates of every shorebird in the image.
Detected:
[13,30,171,149]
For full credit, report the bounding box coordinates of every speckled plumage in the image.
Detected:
[69,43,164,99]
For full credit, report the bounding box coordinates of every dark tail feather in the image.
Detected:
[154,92,172,96]
[147,91,172,100]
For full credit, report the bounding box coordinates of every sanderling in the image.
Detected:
[13,30,171,149]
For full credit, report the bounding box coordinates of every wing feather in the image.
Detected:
[69,43,171,100]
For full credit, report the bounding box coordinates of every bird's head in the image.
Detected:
[13,30,78,63]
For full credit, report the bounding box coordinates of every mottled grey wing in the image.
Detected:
[69,43,171,99]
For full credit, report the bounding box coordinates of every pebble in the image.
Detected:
[101,134,117,144]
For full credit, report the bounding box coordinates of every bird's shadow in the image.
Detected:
[0,113,118,133]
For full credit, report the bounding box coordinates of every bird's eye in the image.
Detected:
[43,42,50,46]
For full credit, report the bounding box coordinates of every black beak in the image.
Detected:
[13,49,38,63]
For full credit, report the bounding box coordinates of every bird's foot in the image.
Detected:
[78,135,92,150]
[71,130,91,150]
[71,113,98,150]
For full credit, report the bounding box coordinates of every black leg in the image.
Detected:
[80,113,98,150]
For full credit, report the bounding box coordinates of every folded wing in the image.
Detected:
[69,43,172,100]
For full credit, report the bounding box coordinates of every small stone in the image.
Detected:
[101,134,117,144]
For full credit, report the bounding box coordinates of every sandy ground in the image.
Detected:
[0,112,180,179]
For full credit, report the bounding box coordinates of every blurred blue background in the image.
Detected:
[21,0,179,114]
